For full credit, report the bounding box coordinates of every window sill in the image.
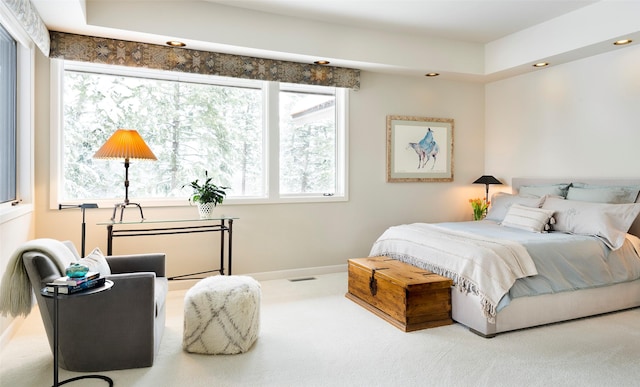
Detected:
[53,195,348,210]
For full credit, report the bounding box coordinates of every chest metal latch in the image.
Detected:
[369,269,378,296]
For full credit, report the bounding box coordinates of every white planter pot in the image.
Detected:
[197,202,215,219]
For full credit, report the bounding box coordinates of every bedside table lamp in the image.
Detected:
[473,175,502,203]
[93,129,157,221]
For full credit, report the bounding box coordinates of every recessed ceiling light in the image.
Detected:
[425,72,440,77]
[166,40,186,47]
[613,39,633,46]
[532,62,549,68]
[314,60,330,65]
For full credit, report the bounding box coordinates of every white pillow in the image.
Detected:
[542,197,640,250]
[78,247,112,276]
[485,192,545,222]
[501,204,555,233]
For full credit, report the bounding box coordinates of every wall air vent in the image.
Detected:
[288,277,317,282]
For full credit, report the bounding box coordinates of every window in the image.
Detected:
[280,85,339,196]
[53,61,347,206]
[0,23,16,204]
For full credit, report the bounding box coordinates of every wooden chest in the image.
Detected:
[346,256,453,332]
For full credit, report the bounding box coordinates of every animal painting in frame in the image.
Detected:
[386,115,454,182]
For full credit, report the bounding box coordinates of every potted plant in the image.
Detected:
[184,171,229,219]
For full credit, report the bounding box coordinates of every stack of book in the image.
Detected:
[46,272,106,294]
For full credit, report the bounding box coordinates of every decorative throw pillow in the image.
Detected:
[567,185,640,204]
[485,192,545,222]
[501,204,555,233]
[518,183,571,198]
[78,247,112,276]
[542,197,640,250]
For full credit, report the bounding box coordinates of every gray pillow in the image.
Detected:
[518,183,570,198]
[485,192,544,222]
[567,184,640,204]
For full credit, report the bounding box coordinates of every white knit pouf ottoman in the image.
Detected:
[183,275,261,355]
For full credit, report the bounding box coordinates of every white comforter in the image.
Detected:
[369,223,538,320]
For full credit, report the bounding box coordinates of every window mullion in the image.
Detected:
[49,59,64,209]
[266,82,279,200]
[336,88,348,198]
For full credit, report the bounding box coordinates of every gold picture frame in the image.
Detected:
[386,115,454,182]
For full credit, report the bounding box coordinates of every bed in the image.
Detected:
[369,178,640,337]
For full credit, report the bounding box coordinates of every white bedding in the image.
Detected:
[369,221,640,322]
[369,223,537,320]
[453,177,640,336]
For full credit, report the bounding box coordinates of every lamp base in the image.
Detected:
[111,202,145,222]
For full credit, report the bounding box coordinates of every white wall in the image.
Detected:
[33,64,485,279]
[485,44,640,186]
[0,12,37,341]
[0,210,35,342]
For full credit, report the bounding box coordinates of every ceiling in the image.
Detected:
[209,0,597,43]
[30,0,640,81]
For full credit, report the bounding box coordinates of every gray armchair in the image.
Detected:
[22,240,167,372]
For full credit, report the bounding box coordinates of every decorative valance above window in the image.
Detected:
[49,31,360,90]
[1,0,50,55]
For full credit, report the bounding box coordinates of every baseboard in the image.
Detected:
[248,264,347,281]
[167,264,347,291]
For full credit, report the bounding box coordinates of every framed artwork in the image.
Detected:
[386,115,454,182]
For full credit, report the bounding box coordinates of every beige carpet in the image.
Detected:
[1,272,639,387]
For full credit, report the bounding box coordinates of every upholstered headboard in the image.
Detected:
[512,178,640,239]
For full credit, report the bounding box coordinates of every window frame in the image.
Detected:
[50,60,348,209]
[277,82,348,201]
[0,15,35,223]
[0,23,17,205]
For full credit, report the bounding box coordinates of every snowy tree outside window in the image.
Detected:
[55,61,347,205]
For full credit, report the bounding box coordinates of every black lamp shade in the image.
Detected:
[473,175,502,185]
[473,175,502,203]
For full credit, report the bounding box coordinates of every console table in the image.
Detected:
[41,280,114,387]
[98,217,237,278]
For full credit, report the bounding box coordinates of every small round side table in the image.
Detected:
[41,280,114,387]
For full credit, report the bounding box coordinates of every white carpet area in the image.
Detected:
[1,272,639,387]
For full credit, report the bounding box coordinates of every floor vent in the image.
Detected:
[288,277,317,282]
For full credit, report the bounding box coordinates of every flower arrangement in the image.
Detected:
[469,198,490,221]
